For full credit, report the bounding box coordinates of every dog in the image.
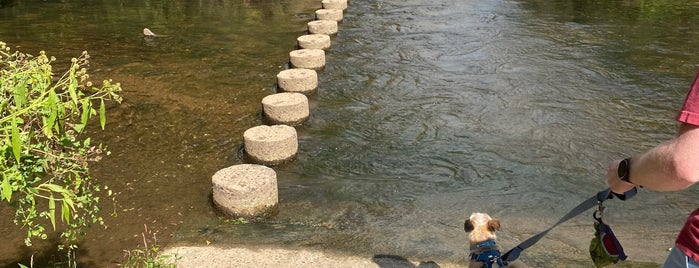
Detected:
[464,212,526,268]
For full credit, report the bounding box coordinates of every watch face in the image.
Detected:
[618,159,629,179]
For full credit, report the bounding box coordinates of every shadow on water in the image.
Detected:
[2,0,699,267]
[373,254,441,268]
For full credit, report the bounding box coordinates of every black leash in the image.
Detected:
[500,187,638,262]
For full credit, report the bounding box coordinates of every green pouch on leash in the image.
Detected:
[589,216,627,267]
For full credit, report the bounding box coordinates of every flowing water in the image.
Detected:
[2,0,699,267]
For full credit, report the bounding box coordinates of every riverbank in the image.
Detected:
[162,245,461,268]
[161,242,663,268]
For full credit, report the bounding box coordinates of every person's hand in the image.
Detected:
[607,160,635,194]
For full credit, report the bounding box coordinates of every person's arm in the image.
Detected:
[607,123,699,193]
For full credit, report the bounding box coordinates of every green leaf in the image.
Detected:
[80,98,90,126]
[48,194,56,230]
[13,80,27,108]
[10,117,21,164]
[55,101,66,133]
[63,194,75,211]
[99,98,106,129]
[40,183,67,193]
[43,90,58,138]
[68,76,79,108]
[1,173,11,202]
[42,116,52,138]
[61,199,71,224]
[73,123,85,132]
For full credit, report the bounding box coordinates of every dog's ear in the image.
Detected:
[464,219,474,232]
[488,219,501,232]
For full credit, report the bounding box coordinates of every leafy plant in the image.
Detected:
[223,216,249,224]
[121,224,177,268]
[0,41,122,251]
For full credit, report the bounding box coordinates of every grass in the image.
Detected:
[120,224,178,268]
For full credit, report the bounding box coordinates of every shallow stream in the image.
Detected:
[2,0,699,267]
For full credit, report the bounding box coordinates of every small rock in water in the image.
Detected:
[143,28,157,37]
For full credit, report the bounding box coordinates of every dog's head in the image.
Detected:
[464,212,500,246]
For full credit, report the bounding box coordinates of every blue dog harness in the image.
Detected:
[470,240,506,268]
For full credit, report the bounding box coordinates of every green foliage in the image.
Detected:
[0,41,122,250]
[222,217,248,224]
[120,225,178,268]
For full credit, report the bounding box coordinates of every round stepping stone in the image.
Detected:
[315,9,343,22]
[308,20,338,35]
[322,0,347,10]
[244,125,298,165]
[262,92,309,126]
[297,34,331,50]
[276,68,318,94]
[276,68,318,93]
[289,48,325,70]
[211,164,278,220]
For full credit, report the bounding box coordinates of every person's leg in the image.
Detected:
[664,247,699,268]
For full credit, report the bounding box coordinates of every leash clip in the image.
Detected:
[594,201,606,222]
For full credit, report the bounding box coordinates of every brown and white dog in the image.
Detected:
[464,212,526,268]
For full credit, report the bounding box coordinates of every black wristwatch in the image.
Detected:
[618,158,632,184]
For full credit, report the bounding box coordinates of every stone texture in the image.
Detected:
[262,93,309,126]
[315,8,343,22]
[289,48,326,70]
[307,20,338,35]
[322,0,347,10]
[297,34,331,50]
[211,164,278,219]
[243,125,298,165]
[276,68,318,93]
